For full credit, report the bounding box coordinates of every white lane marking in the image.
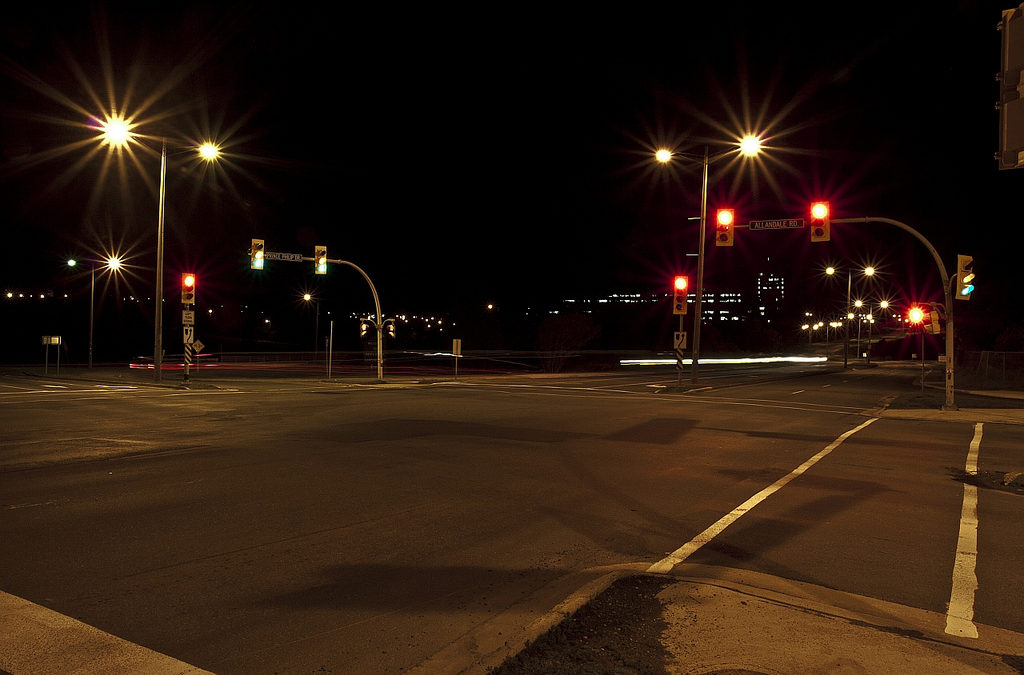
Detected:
[945,422,983,639]
[790,390,805,395]
[647,417,878,574]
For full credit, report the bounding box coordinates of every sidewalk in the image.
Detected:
[493,565,1024,674]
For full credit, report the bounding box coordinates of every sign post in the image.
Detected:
[452,338,462,380]
[41,336,61,375]
[182,295,195,387]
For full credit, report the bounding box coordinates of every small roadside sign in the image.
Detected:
[182,310,195,326]
[452,338,462,357]
[192,340,205,353]
[183,326,194,345]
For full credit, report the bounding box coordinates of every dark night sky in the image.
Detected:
[1,2,1021,332]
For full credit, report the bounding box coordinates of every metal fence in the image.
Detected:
[960,351,1024,383]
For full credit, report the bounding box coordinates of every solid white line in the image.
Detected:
[648,417,878,574]
[945,422,983,639]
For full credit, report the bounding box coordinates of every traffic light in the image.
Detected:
[715,208,735,247]
[997,4,1024,169]
[385,321,396,339]
[181,273,196,304]
[250,238,264,270]
[359,320,370,338]
[672,275,689,314]
[314,246,327,275]
[955,254,975,300]
[810,201,830,242]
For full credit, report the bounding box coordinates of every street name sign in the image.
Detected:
[264,251,305,261]
[748,218,804,230]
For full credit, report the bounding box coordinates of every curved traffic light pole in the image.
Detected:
[833,217,956,411]
[334,259,385,382]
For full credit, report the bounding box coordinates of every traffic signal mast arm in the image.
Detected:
[831,216,957,410]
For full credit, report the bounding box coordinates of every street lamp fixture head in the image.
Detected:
[854,299,863,308]
[654,148,673,163]
[738,135,762,157]
[825,266,835,276]
[303,293,312,301]
[198,142,221,161]
[864,266,875,276]
[99,114,133,149]
[106,256,121,270]
[67,259,77,267]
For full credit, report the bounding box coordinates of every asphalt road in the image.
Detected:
[1,363,1021,673]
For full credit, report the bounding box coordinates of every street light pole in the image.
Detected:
[89,265,95,369]
[691,146,709,384]
[843,270,851,368]
[154,138,167,383]
[655,137,762,385]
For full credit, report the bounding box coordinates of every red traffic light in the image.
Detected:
[810,201,830,242]
[907,306,925,324]
[181,273,196,304]
[672,275,689,315]
[715,208,735,246]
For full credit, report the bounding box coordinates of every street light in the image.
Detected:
[865,299,888,365]
[825,265,877,368]
[656,135,763,384]
[98,119,221,382]
[68,255,121,369]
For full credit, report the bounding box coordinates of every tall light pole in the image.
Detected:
[155,139,167,381]
[98,118,221,382]
[656,136,762,384]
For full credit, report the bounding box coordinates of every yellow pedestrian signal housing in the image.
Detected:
[314,246,327,275]
[810,201,830,242]
[715,209,735,247]
[250,239,265,270]
[181,273,196,304]
[955,254,975,300]
[672,275,689,314]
